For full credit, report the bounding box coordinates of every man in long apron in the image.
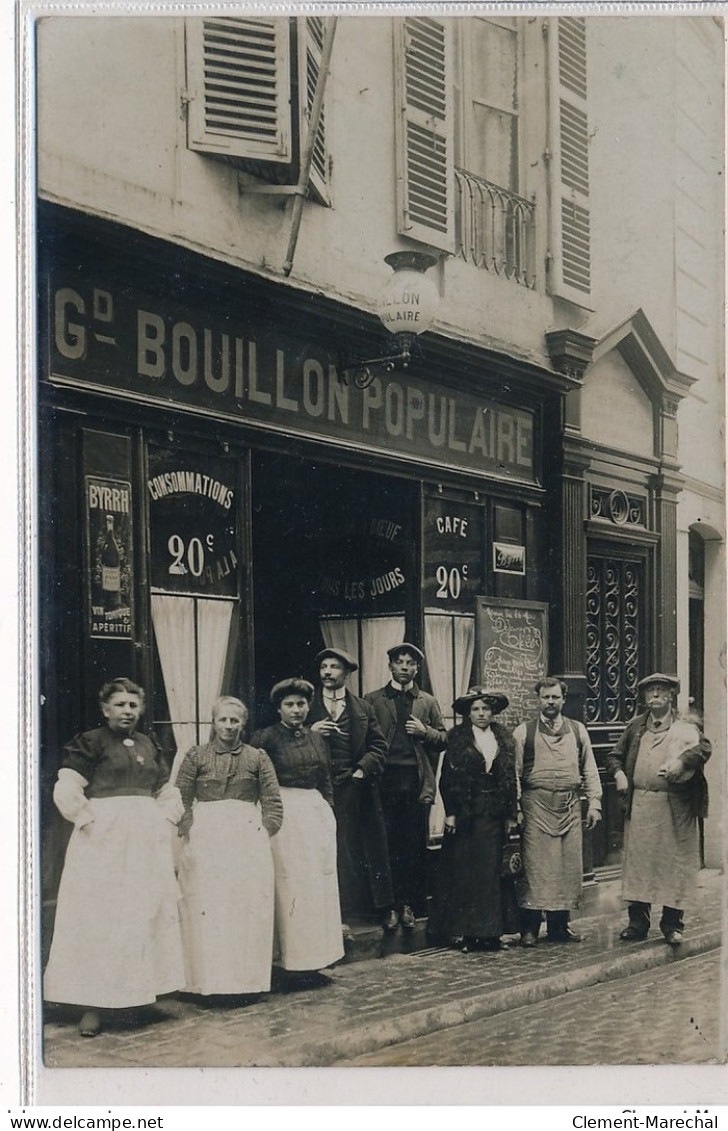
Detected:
[607,673,711,946]
[513,677,602,946]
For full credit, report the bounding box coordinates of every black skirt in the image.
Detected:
[436,804,504,939]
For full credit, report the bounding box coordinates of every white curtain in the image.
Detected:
[318,615,406,695]
[424,612,475,844]
[196,598,235,736]
[151,594,198,784]
[360,615,406,695]
[453,614,476,707]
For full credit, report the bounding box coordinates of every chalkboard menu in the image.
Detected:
[474,597,549,728]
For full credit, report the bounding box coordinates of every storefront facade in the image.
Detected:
[40,202,588,916]
[36,208,703,926]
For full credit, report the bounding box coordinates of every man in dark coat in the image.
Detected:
[365,643,447,928]
[308,647,396,931]
[606,672,711,947]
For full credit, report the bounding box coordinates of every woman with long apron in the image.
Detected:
[176,695,282,997]
[253,678,343,979]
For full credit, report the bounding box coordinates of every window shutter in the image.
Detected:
[186,17,292,162]
[548,17,592,304]
[394,17,455,253]
[297,16,330,204]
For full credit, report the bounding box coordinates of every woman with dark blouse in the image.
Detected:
[176,696,283,997]
[252,679,344,975]
[43,678,184,1037]
[437,687,519,953]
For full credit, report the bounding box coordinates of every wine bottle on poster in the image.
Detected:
[100,514,122,610]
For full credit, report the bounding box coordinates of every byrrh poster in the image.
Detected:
[85,476,134,639]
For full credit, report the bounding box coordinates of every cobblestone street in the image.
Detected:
[42,872,725,1070]
[336,950,725,1066]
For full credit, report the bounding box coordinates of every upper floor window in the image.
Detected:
[185,16,330,204]
[458,16,520,195]
[395,15,591,304]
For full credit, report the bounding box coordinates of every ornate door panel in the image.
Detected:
[585,553,645,869]
[585,556,642,725]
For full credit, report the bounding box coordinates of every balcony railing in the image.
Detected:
[455,168,536,289]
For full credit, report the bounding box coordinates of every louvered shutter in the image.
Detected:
[548,16,592,305]
[297,16,329,204]
[186,17,292,162]
[394,17,455,252]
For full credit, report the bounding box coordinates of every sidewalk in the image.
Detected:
[43,870,725,1069]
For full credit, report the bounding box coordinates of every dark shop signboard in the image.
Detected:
[148,450,238,597]
[49,278,537,484]
[85,476,134,639]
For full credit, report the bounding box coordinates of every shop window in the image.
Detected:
[146,445,241,775]
[185,16,330,204]
[151,593,239,781]
[493,502,527,600]
[395,15,591,301]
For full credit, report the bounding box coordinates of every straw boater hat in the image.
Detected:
[270,678,315,707]
[452,687,509,716]
[637,672,680,694]
[314,647,359,672]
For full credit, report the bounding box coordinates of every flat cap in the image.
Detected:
[637,672,680,693]
[315,647,359,672]
[453,687,509,716]
[387,642,424,663]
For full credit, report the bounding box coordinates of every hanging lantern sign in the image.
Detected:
[376,252,440,339]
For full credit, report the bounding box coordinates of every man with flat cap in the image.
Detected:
[513,676,602,946]
[365,643,447,928]
[308,646,396,932]
[607,673,711,946]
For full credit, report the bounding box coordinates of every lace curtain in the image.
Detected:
[424,612,475,843]
[196,597,235,739]
[319,615,405,696]
[151,595,198,784]
[151,594,235,783]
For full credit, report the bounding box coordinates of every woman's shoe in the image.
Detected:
[78,1010,102,1037]
[382,909,399,932]
[400,905,416,929]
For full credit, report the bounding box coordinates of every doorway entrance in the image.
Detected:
[250,452,417,726]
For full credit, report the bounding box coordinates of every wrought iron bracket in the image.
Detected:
[339,334,415,389]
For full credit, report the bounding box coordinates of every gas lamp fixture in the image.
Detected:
[342,251,440,389]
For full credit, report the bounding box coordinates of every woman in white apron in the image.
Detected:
[176,696,282,997]
[44,677,184,1037]
[252,679,344,979]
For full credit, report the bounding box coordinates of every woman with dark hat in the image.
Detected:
[435,687,519,953]
[251,679,344,978]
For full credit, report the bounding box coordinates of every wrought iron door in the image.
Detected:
[585,555,643,724]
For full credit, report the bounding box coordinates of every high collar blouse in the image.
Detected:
[250,722,334,809]
[471,723,498,772]
[175,739,283,831]
[61,725,168,798]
